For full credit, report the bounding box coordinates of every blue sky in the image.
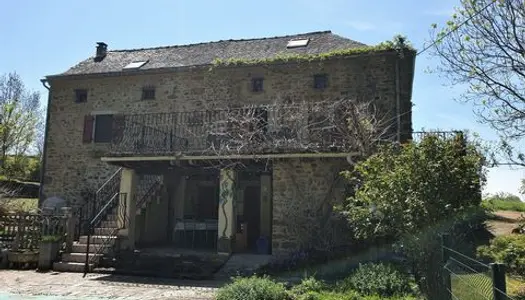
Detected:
[1,0,523,198]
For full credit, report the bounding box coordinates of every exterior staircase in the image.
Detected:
[53,208,120,272]
[52,174,163,273]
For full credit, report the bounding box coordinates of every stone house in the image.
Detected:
[41,31,415,272]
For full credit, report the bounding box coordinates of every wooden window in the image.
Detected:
[252,78,264,92]
[142,87,156,100]
[75,89,88,103]
[314,74,328,89]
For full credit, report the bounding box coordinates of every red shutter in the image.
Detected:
[83,115,94,143]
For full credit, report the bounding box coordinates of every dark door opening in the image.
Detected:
[243,186,261,252]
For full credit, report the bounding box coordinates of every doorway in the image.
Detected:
[243,185,261,252]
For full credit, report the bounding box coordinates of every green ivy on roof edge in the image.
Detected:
[212,35,415,68]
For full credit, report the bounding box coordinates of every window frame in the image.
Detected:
[141,86,156,100]
[313,74,328,90]
[75,89,88,103]
[251,78,264,93]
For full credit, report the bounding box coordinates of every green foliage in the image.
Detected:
[293,291,418,300]
[291,277,327,296]
[1,155,41,181]
[41,235,62,242]
[336,263,412,297]
[485,192,522,203]
[477,234,525,276]
[339,133,485,240]
[482,198,525,212]
[338,133,486,300]
[216,276,290,300]
[212,35,415,68]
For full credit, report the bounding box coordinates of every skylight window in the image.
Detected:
[123,61,148,69]
[287,39,310,48]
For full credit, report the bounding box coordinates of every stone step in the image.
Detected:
[79,235,117,245]
[53,262,94,273]
[101,220,117,228]
[61,252,103,263]
[72,243,112,254]
[94,227,117,235]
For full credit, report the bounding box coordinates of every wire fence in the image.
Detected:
[442,234,516,300]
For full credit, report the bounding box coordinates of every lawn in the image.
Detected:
[451,273,524,300]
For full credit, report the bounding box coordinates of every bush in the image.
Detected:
[477,234,525,275]
[291,277,327,296]
[216,276,290,300]
[482,199,525,212]
[294,291,418,300]
[337,263,412,297]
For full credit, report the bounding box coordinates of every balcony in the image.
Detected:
[108,102,368,157]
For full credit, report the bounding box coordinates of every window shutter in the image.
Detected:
[83,115,94,143]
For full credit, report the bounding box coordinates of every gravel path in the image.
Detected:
[0,270,220,299]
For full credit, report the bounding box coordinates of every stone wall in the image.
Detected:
[43,51,414,205]
[271,158,348,255]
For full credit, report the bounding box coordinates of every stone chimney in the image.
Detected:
[95,42,107,61]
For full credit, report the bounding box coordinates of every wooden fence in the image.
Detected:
[0,212,67,251]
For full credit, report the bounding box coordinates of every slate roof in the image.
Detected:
[51,31,367,77]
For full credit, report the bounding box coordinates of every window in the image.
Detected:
[287,39,310,48]
[123,61,148,69]
[83,114,114,143]
[314,74,328,89]
[252,78,264,92]
[75,89,88,103]
[142,87,156,100]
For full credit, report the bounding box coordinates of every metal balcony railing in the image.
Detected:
[109,103,358,156]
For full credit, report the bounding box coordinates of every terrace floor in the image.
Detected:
[0,270,219,299]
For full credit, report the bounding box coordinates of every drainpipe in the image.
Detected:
[395,57,402,143]
[39,78,52,208]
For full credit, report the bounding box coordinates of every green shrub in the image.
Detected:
[477,235,525,275]
[482,199,525,212]
[337,263,412,297]
[216,276,289,300]
[291,277,327,296]
[295,291,418,300]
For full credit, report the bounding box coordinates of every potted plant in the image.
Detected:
[38,235,63,271]
[8,249,39,269]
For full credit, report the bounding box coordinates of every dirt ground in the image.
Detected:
[0,270,219,299]
[486,210,524,236]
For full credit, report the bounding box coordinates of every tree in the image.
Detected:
[429,0,525,166]
[484,192,522,203]
[337,133,486,299]
[0,72,42,179]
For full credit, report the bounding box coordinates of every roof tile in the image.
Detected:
[55,31,367,77]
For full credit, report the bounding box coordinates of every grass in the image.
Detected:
[0,198,38,213]
[482,199,525,212]
[451,273,525,300]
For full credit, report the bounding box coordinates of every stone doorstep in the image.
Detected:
[53,261,94,273]
[94,227,117,235]
[105,214,118,221]
[78,235,118,245]
[61,253,103,263]
[101,220,117,227]
[71,243,112,254]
